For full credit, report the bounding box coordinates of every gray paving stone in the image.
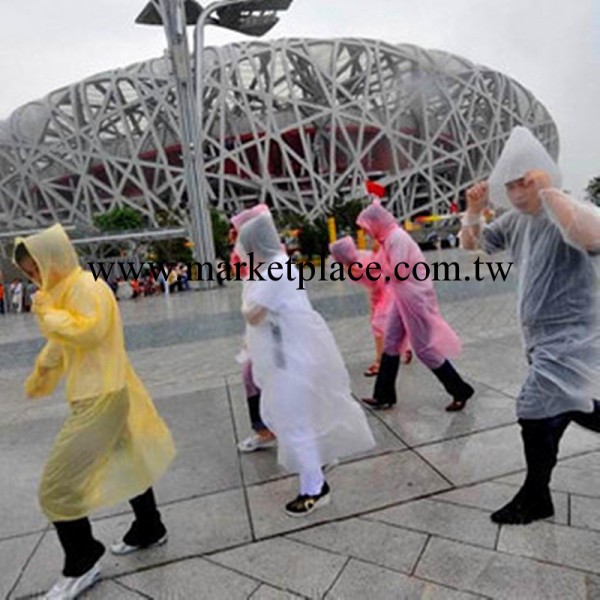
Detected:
[249,584,304,599]
[458,337,529,397]
[433,481,570,526]
[0,532,42,599]
[494,452,600,499]
[12,489,252,598]
[247,451,450,538]
[117,557,260,599]
[366,498,499,548]
[417,424,600,486]
[415,536,590,599]
[287,517,427,574]
[571,494,600,532]
[129,339,239,399]
[0,408,66,539]
[84,580,147,599]
[549,453,600,498]
[368,364,516,447]
[150,388,243,503]
[498,520,600,575]
[326,558,484,600]
[210,538,347,598]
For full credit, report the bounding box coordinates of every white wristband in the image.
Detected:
[461,212,485,228]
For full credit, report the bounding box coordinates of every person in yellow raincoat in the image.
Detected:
[13,224,176,600]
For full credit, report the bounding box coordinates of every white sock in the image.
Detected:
[299,468,325,496]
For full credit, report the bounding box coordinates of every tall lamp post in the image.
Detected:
[136,0,293,289]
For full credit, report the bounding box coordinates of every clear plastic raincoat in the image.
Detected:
[230,204,274,280]
[357,202,461,366]
[238,215,375,473]
[481,126,600,418]
[330,236,397,339]
[14,224,175,521]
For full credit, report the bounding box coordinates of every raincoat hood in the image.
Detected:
[488,126,562,209]
[13,223,80,292]
[237,212,281,262]
[330,236,359,265]
[357,201,398,243]
[230,204,270,233]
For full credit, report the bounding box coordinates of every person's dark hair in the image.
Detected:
[14,243,33,266]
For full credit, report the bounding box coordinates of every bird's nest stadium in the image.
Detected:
[0,37,558,234]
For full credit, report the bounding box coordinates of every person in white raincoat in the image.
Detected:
[237,213,375,516]
[462,126,600,524]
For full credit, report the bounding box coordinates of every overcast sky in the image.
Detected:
[1,0,598,195]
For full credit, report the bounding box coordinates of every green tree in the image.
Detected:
[586,176,600,207]
[92,206,146,258]
[328,197,365,236]
[149,210,193,264]
[211,208,231,261]
[298,216,329,258]
[93,206,144,231]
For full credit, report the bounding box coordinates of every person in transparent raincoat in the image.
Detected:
[13,224,176,599]
[355,201,474,411]
[237,213,375,516]
[461,125,600,524]
[329,236,412,376]
[229,204,278,453]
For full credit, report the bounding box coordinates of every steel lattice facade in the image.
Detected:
[0,37,559,231]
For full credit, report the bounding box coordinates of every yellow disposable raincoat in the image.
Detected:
[14,224,175,522]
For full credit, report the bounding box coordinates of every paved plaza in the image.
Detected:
[0,249,599,599]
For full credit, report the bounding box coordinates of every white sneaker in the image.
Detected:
[237,433,277,453]
[110,533,168,556]
[44,564,100,599]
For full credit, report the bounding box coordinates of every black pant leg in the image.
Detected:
[54,518,105,577]
[124,487,166,546]
[570,400,600,433]
[247,394,266,431]
[519,413,571,499]
[129,487,161,523]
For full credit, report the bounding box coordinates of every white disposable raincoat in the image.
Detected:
[238,214,375,473]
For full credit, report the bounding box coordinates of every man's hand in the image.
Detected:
[31,291,51,314]
[523,169,553,195]
[466,181,489,215]
[243,304,267,326]
[24,367,50,398]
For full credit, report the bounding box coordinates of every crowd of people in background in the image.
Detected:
[0,277,37,315]
[107,263,192,301]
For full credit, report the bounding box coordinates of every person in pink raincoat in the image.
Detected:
[356,200,474,411]
[329,236,412,377]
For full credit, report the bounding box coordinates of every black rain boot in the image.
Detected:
[54,518,105,577]
[431,360,474,411]
[490,417,567,525]
[122,488,167,549]
[362,353,400,410]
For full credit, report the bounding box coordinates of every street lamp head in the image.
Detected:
[136,0,203,26]
[214,0,294,37]
[215,9,279,36]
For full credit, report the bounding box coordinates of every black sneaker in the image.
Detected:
[285,482,331,517]
[490,492,554,525]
